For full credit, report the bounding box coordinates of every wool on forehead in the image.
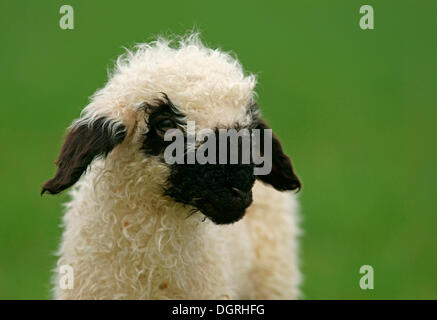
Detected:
[85,34,258,130]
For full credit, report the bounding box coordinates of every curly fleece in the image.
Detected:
[51,34,301,299]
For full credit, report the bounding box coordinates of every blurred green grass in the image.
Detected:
[0,0,436,299]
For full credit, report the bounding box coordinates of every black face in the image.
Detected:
[141,94,255,224]
[140,93,301,225]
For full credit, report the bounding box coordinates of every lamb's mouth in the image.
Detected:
[196,190,253,224]
[165,186,254,225]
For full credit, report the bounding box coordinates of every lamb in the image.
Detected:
[42,34,302,299]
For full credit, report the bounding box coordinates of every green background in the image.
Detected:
[1,0,436,299]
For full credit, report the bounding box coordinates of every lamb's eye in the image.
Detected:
[155,118,176,136]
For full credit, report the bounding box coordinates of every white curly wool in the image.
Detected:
[53,34,301,299]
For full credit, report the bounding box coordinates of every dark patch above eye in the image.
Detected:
[140,93,186,156]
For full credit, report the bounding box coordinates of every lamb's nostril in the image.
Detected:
[231,187,245,198]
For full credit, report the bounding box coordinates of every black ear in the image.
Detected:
[253,118,301,192]
[41,117,126,195]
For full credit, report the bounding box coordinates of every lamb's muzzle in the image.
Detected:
[165,162,255,224]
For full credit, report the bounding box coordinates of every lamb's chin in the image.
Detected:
[200,208,247,225]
